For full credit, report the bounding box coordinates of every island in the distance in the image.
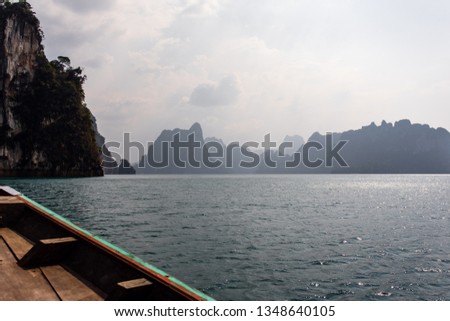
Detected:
[135,120,450,174]
[0,3,105,177]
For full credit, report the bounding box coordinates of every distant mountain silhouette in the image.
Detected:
[137,123,206,174]
[135,120,450,174]
[333,120,450,173]
[281,135,305,156]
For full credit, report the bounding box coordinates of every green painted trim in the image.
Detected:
[19,194,215,301]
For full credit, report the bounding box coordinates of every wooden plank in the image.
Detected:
[0,238,60,301]
[41,237,78,245]
[118,278,153,289]
[19,237,77,268]
[0,197,24,204]
[0,227,33,260]
[41,266,103,301]
[107,278,153,301]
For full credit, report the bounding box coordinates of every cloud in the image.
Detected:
[34,5,122,59]
[28,0,450,149]
[182,0,220,17]
[82,54,114,69]
[57,0,117,13]
[128,38,181,74]
[189,75,240,107]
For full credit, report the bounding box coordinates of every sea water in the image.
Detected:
[1,174,449,300]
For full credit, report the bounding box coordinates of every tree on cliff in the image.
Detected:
[1,3,103,176]
[17,55,102,175]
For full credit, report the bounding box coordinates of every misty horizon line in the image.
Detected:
[103,132,349,170]
[102,118,450,167]
[111,118,448,151]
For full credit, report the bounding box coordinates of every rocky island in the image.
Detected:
[0,2,104,177]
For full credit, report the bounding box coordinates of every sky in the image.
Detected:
[30,0,450,153]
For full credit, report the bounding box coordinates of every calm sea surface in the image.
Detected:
[1,175,449,300]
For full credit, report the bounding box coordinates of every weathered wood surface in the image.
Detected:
[41,265,103,301]
[0,191,211,301]
[19,237,77,268]
[0,197,23,204]
[0,228,103,301]
[107,278,153,301]
[0,227,33,260]
[0,238,59,301]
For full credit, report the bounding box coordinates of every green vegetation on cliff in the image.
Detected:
[1,3,103,176]
[0,2,42,42]
[17,55,102,174]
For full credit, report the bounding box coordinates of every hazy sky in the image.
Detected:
[31,0,450,147]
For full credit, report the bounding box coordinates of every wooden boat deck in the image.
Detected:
[0,190,214,301]
[0,227,102,301]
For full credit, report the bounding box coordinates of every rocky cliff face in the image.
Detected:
[91,114,120,174]
[1,4,41,167]
[0,3,103,177]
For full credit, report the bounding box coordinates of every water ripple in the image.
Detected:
[2,174,449,300]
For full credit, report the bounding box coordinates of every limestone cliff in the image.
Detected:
[0,3,103,177]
